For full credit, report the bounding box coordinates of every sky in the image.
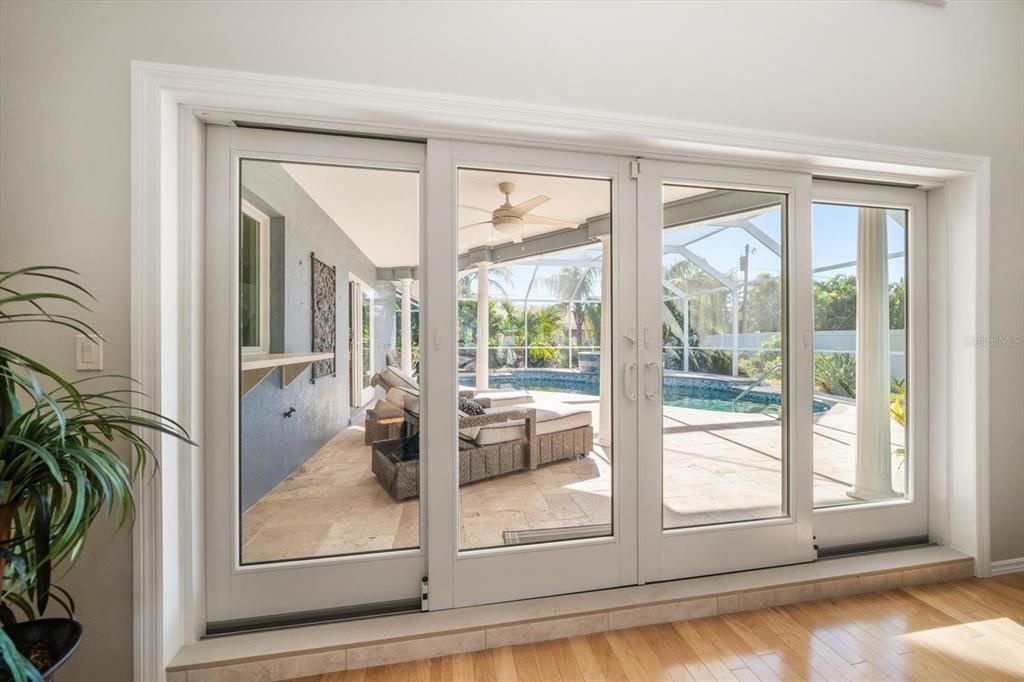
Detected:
[662,201,906,285]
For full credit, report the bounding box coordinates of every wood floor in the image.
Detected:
[295,575,1024,682]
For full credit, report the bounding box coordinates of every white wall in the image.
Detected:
[1,1,1021,679]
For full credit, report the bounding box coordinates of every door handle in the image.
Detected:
[643,361,662,400]
[624,361,638,401]
[623,328,637,346]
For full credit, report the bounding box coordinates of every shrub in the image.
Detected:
[814,351,856,397]
[740,335,782,381]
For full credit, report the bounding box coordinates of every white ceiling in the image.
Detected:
[282,163,420,268]
[282,162,713,268]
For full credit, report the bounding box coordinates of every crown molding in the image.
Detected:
[133,61,986,187]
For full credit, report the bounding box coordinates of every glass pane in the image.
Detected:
[661,185,787,529]
[361,288,372,390]
[812,203,908,507]
[457,168,612,550]
[240,212,261,348]
[238,159,421,564]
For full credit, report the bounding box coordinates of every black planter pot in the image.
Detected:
[2,619,82,682]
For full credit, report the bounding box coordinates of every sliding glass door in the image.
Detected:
[440,142,639,607]
[204,127,427,627]
[203,129,930,626]
[809,181,928,550]
[637,162,816,581]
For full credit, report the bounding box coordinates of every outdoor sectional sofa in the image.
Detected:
[367,366,594,500]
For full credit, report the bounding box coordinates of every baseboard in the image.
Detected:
[168,546,973,681]
[991,557,1024,576]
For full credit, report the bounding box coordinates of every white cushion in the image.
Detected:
[461,401,592,446]
[379,366,419,394]
[385,387,419,416]
[369,399,403,420]
[474,389,534,407]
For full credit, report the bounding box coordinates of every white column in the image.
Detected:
[598,237,612,448]
[682,295,690,373]
[476,261,490,391]
[400,278,413,374]
[850,207,897,500]
[731,288,739,376]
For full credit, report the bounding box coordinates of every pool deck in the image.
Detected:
[241,388,905,563]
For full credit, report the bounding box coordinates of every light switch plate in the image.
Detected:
[75,334,103,371]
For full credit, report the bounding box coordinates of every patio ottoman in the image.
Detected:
[371,438,420,501]
[365,399,405,444]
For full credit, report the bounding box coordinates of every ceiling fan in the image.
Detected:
[459,181,580,243]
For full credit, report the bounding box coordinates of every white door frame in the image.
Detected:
[433,141,638,607]
[637,161,816,582]
[239,199,270,355]
[348,275,375,407]
[130,61,990,681]
[203,126,427,624]
[810,181,930,549]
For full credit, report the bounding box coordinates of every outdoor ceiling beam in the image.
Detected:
[665,226,727,249]
[457,210,612,271]
[675,245,736,291]
[376,265,418,281]
[391,192,780,275]
[509,256,600,267]
[728,219,782,257]
[457,227,596,271]
[662,280,690,301]
[662,284,729,300]
[812,251,906,274]
[663,189,780,230]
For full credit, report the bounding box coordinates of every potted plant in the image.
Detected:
[0,267,192,681]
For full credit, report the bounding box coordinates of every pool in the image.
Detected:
[665,396,777,414]
[459,369,831,414]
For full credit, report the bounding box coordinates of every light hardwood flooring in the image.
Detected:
[292,574,1024,682]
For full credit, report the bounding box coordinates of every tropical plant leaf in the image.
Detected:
[0,267,193,626]
[0,628,43,682]
[25,488,50,614]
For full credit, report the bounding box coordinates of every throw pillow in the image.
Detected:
[458,396,486,416]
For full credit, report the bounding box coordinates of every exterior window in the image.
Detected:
[812,202,908,507]
[240,201,270,353]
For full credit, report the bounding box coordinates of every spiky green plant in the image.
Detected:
[0,267,193,682]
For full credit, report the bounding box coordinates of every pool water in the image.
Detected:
[460,370,830,414]
[665,397,777,414]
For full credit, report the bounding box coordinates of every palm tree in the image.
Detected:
[457,265,513,298]
[457,266,514,350]
[526,305,565,367]
[542,265,598,348]
[663,258,736,338]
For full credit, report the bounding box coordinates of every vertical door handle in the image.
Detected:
[433,326,440,350]
[624,361,638,401]
[643,361,662,400]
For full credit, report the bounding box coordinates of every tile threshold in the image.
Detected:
[168,545,972,681]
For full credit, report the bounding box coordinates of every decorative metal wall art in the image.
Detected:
[310,252,337,381]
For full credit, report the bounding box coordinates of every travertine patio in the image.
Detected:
[241,389,905,563]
